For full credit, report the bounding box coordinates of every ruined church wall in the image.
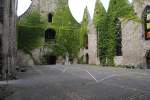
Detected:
[120,0,150,67]
[0,0,18,77]
[87,23,100,65]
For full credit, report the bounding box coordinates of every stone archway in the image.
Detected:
[43,54,57,65]
[143,5,150,40]
[146,50,150,69]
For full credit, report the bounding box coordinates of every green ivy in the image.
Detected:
[17,26,44,52]
[80,7,89,48]
[93,0,107,65]
[17,10,46,58]
[105,0,136,65]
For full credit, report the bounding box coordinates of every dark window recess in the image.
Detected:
[0,35,2,74]
[85,34,88,49]
[9,0,12,17]
[115,18,122,56]
[144,6,150,40]
[48,13,53,22]
[0,0,4,24]
[146,51,150,69]
[45,28,56,43]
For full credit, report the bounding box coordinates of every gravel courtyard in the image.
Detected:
[1,65,150,100]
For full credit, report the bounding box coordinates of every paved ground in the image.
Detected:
[1,65,150,100]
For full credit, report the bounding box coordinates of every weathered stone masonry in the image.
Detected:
[115,0,150,68]
[19,0,100,65]
[0,0,17,78]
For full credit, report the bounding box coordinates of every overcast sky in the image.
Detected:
[17,0,132,23]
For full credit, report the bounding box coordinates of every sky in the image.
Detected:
[17,0,132,23]
[17,0,32,16]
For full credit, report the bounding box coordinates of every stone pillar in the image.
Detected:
[1,0,17,79]
[87,23,100,65]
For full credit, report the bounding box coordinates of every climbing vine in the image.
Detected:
[17,10,47,63]
[104,0,136,65]
[80,7,89,48]
[93,0,107,65]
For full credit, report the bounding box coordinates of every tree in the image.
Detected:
[52,0,80,64]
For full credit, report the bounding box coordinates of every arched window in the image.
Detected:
[0,35,2,74]
[115,18,122,56]
[48,13,53,23]
[45,28,56,43]
[85,34,88,49]
[0,0,4,23]
[144,6,150,40]
[146,50,150,69]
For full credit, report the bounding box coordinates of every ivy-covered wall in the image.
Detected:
[80,7,89,48]
[17,11,47,64]
[104,0,135,65]
[93,0,107,65]
[17,0,143,66]
[17,0,82,64]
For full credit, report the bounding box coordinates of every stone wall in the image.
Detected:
[19,0,100,65]
[87,23,100,65]
[17,0,58,65]
[117,0,150,68]
[0,0,17,78]
[16,50,34,66]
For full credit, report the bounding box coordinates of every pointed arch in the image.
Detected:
[115,18,122,56]
[0,0,4,23]
[146,50,150,69]
[143,5,150,40]
[85,34,88,49]
[45,28,56,43]
[0,35,2,74]
[48,13,53,23]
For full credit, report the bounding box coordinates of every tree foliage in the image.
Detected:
[17,11,46,54]
[52,0,80,59]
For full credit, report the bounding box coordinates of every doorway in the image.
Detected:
[47,55,56,65]
[86,53,89,64]
[146,51,150,69]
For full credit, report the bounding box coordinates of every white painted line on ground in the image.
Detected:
[99,74,118,82]
[86,70,98,83]
[63,68,68,73]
